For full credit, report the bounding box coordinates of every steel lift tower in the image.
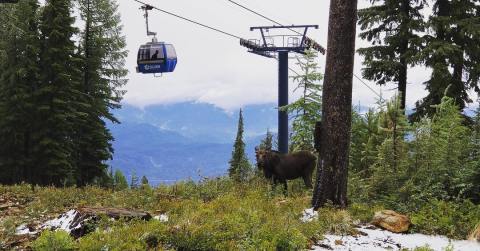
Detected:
[241,25,325,154]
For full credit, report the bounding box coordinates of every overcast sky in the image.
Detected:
[117,0,478,112]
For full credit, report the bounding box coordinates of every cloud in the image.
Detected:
[118,0,476,111]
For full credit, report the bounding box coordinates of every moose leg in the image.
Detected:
[282,180,288,195]
[303,174,313,189]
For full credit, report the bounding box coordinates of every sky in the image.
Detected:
[117,0,479,112]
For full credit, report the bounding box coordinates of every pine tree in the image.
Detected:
[228,109,252,182]
[409,96,471,202]
[141,175,149,187]
[130,171,139,189]
[377,95,409,171]
[259,129,274,151]
[358,0,425,110]
[282,50,322,152]
[113,169,128,190]
[368,96,410,202]
[0,0,41,185]
[415,0,480,118]
[35,0,83,186]
[74,0,127,186]
[465,101,480,202]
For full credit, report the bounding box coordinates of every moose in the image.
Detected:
[255,147,316,191]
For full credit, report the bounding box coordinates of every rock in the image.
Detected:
[77,207,152,221]
[468,223,480,241]
[371,210,410,233]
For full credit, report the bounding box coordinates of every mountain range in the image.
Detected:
[108,102,278,184]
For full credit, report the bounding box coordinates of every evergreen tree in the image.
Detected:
[0,0,41,185]
[377,95,409,171]
[407,96,472,203]
[358,0,425,110]
[35,0,83,186]
[74,0,127,186]
[113,169,128,190]
[368,96,410,202]
[259,129,274,151]
[282,50,323,152]
[141,175,149,186]
[465,101,480,202]
[130,171,139,189]
[415,0,480,118]
[228,109,252,182]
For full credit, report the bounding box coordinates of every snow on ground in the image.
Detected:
[302,208,319,222]
[16,209,81,235]
[315,225,480,251]
[153,214,169,222]
[42,209,82,233]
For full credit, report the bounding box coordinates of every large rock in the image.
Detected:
[371,210,410,233]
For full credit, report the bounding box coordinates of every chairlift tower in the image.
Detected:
[241,25,325,154]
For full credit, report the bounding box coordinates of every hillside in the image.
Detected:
[108,102,277,184]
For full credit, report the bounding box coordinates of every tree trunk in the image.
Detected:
[398,0,410,111]
[312,0,358,209]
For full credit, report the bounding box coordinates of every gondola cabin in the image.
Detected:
[137,42,177,74]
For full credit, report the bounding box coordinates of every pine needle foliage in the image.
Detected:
[414,0,480,118]
[358,0,425,110]
[282,50,322,152]
[0,0,127,186]
[228,109,252,182]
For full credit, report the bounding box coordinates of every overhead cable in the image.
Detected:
[133,0,243,40]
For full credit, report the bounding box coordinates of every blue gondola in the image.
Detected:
[136,40,177,74]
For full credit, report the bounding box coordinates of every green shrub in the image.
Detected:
[78,220,168,251]
[411,199,480,239]
[31,230,76,251]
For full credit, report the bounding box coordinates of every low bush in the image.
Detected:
[411,199,480,239]
[31,230,76,251]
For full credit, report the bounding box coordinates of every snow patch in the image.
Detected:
[16,209,82,235]
[153,214,169,222]
[42,209,81,233]
[315,225,480,251]
[15,224,37,235]
[301,208,318,222]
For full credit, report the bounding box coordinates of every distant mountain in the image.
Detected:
[108,102,277,184]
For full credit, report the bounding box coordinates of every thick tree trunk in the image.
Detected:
[312,0,358,209]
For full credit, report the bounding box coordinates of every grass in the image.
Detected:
[1,176,479,250]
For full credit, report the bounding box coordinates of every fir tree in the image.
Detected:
[377,95,409,171]
[130,171,139,189]
[141,175,149,186]
[465,101,480,202]
[282,50,323,152]
[113,169,128,190]
[35,0,83,186]
[415,0,480,118]
[358,0,425,110]
[228,109,252,182]
[0,0,41,185]
[409,96,472,202]
[75,0,127,186]
[259,129,274,151]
